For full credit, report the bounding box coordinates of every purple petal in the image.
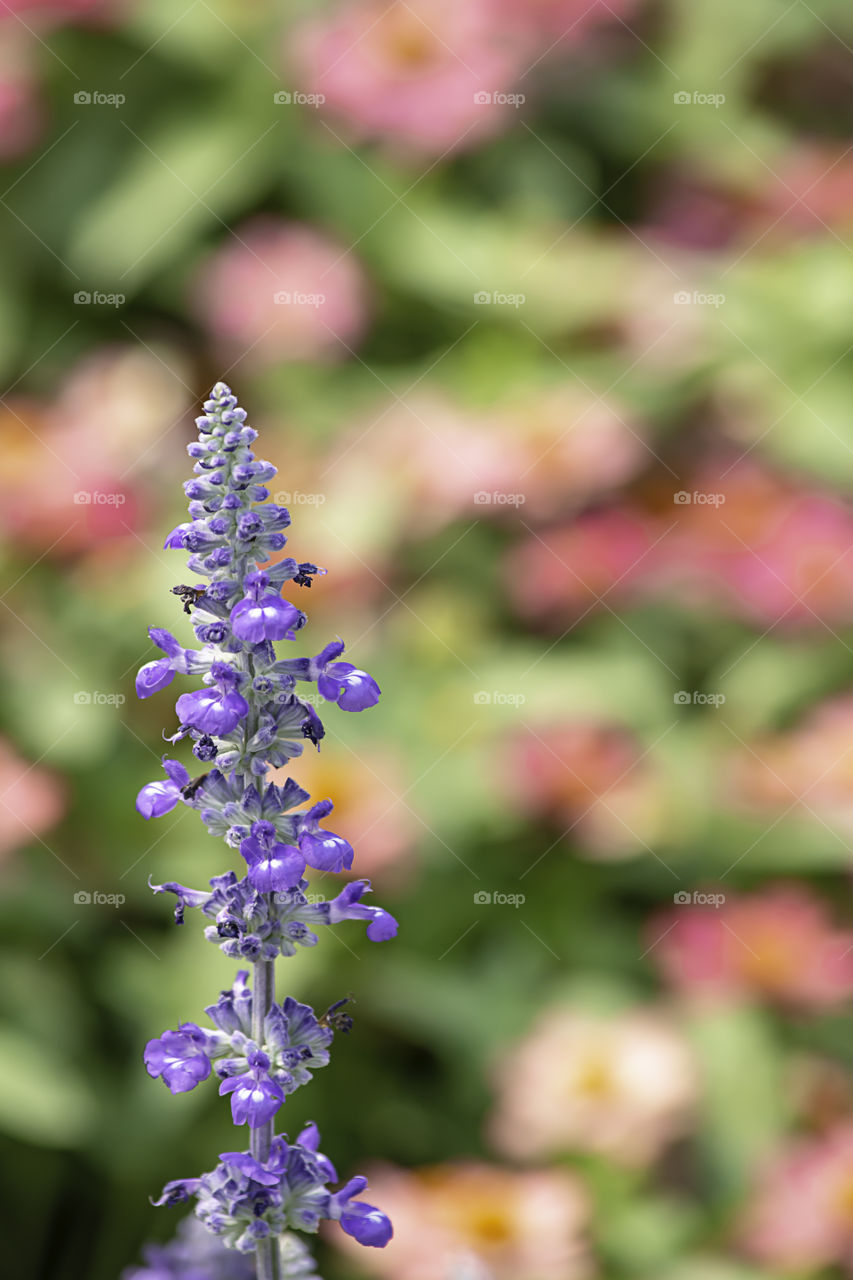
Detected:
[176,689,249,734]
[299,829,353,873]
[230,595,302,643]
[164,525,191,549]
[162,758,191,786]
[136,780,181,819]
[322,663,381,712]
[136,659,175,699]
[340,1203,393,1248]
[244,843,306,893]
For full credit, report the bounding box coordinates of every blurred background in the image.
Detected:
[6,0,853,1277]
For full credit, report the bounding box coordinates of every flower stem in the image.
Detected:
[252,948,280,1280]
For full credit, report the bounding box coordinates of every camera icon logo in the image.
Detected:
[673,290,692,305]
[673,690,692,705]
[474,891,492,904]
[673,91,691,105]
[473,290,492,304]
[473,91,492,104]
[673,490,691,504]
[73,691,92,705]
[473,491,491,505]
[74,890,93,904]
[74,91,92,104]
[473,691,491,704]
[673,890,691,904]
[73,490,92,504]
[273,91,292,104]
[273,290,291,304]
[74,291,92,305]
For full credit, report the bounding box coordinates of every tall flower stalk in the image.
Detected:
[133,382,395,1280]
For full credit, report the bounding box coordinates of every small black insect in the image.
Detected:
[180,772,211,802]
[293,562,319,588]
[171,584,207,614]
[320,996,354,1034]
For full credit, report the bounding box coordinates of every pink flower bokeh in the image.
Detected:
[649,884,853,1009]
[728,695,853,830]
[505,508,658,623]
[500,721,667,858]
[743,1124,853,1273]
[489,1005,697,1166]
[331,1160,592,1280]
[0,737,66,859]
[291,0,525,156]
[193,220,369,366]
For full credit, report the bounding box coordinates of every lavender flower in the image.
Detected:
[133,383,394,1280]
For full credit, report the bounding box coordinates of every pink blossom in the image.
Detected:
[0,33,43,160]
[505,508,658,622]
[330,1161,592,1280]
[1,0,111,17]
[649,884,853,1008]
[193,219,369,366]
[291,0,525,156]
[492,0,644,42]
[743,1125,853,1273]
[0,347,190,552]
[0,738,65,859]
[498,388,647,519]
[500,720,668,858]
[656,459,853,626]
[489,1006,697,1166]
[729,695,853,832]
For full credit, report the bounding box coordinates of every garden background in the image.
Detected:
[5,1,853,1278]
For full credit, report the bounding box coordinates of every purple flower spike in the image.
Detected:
[144,1027,212,1094]
[136,759,190,819]
[318,662,381,712]
[219,1050,284,1127]
[240,821,305,892]
[339,1202,394,1248]
[136,658,175,699]
[137,384,395,1261]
